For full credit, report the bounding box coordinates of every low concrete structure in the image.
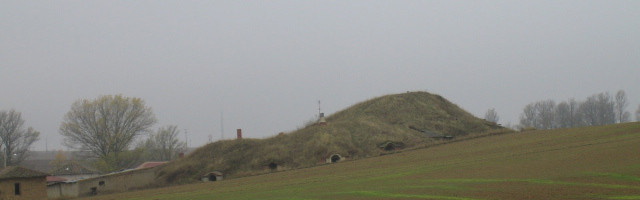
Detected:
[0,166,48,200]
[48,166,159,198]
[201,171,224,182]
[326,154,343,163]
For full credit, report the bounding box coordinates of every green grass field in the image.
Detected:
[89,122,640,200]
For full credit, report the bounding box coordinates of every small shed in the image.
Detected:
[317,113,327,126]
[0,166,48,200]
[201,171,223,182]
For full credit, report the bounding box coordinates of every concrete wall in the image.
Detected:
[200,173,223,182]
[325,154,343,163]
[47,182,78,199]
[0,177,47,200]
[78,168,156,196]
[48,167,158,198]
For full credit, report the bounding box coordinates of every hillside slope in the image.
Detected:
[92,122,640,200]
[157,91,508,183]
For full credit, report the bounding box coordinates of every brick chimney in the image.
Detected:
[236,129,242,139]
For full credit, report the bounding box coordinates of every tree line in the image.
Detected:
[59,95,186,171]
[4,92,640,172]
[1,95,185,172]
[517,90,636,130]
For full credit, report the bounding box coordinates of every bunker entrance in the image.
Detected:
[268,162,278,170]
[208,174,217,181]
[330,154,341,163]
[384,143,395,151]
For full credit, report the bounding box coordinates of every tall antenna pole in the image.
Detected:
[220,111,224,139]
[184,129,188,148]
[318,100,321,118]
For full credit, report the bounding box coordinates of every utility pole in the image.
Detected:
[220,111,224,140]
[318,100,321,118]
[184,129,188,149]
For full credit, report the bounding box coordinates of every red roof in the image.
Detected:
[135,162,167,169]
[46,176,67,183]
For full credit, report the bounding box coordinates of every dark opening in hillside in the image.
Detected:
[330,154,341,163]
[208,174,217,181]
[379,141,404,151]
[268,162,278,170]
[384,143,395,151]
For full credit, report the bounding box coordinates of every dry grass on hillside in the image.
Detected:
[156,91,510,184]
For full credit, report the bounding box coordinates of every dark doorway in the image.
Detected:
[384,143,395,151]
[330,155,341,163]
[14,183,20,195]
[208,174,217,181]
[268,162,277,170]
[90,187,97,195]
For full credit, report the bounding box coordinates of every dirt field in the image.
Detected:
[88,122,640,200]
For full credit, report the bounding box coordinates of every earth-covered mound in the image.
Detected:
[157,91,508,184]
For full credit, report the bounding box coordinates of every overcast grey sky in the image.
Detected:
[2,1,639,151]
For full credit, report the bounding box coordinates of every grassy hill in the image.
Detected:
[156,91,508,184]
[90,122,640,200]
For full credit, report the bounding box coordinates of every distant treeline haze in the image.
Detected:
[519,90,634,130]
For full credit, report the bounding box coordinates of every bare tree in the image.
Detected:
[0,110,40,167]
[578,92,616,126]
[519,100,555,130]
[555,98,583,128]
[615,90,630,123]
[520,104,537,129]
[59,95,156,169]
[538,100,556,129]
[484,108,499,123]
[554,101,571,128]
[138,125,185,161]
[567,98,583,127]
